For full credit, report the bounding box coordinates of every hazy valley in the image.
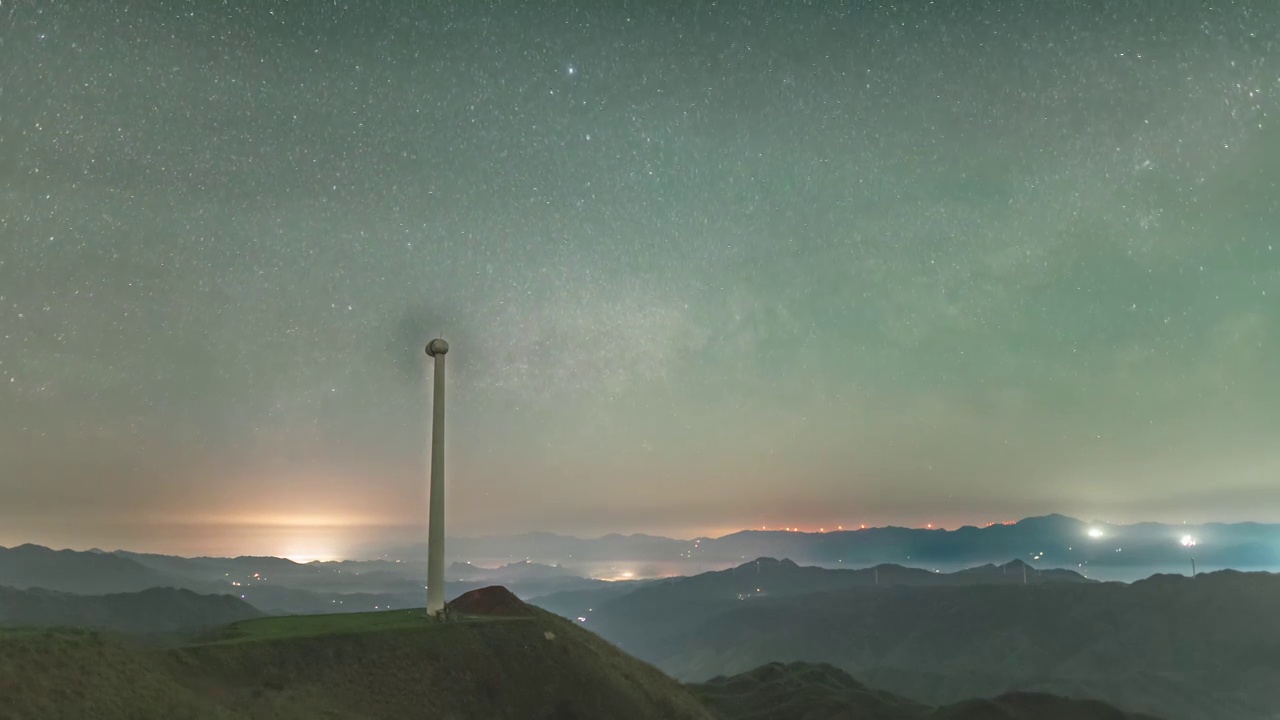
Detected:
[2,583,1169,720]
[10,516,1280,719]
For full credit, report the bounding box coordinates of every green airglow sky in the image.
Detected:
[1,1,1277,557]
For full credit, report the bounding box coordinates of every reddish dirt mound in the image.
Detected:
[446,585,531,616]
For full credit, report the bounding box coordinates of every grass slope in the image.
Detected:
[0,586,262,635]
[690,662,1164,720]
[0,591,715,720]
[933,692,1164,720]
[0,628,230,720]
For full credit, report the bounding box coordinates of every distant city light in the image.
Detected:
[1088,527,1105,539]
[1181,534,1197,547]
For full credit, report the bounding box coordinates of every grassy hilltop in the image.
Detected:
[0,587,715,720]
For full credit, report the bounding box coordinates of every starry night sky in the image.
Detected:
[2,0,1277,559]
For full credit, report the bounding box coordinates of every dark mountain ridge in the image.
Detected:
[0,543,174,594]
[536,556,1091,638]
[576,567,1280,720]
[0,544,613,617]
[690,662,1163,720]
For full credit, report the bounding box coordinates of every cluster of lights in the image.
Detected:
[228,571,269,589]
[1086,528,1199,550]
[762,520,1018,531]
[760,523,866,533]
[761,522,1031,531]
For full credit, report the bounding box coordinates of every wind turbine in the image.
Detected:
[1181,534,1198,578]
[425,338,449,618]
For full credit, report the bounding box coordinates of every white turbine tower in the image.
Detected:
[425,338,449,618]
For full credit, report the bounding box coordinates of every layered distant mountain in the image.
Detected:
[0,586,261,634]
[0,544,175,594]
[1,540,1222,718]
[380,515,1280,579]
[535,557,1089,636]
[0,544,616,620]
[690,662,1163,720]
[531,579,659,618]
[558,561,1280,720]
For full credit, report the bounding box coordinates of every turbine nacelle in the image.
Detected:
[426,338,449,357]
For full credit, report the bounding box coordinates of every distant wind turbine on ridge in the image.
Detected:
[425,337,449,618]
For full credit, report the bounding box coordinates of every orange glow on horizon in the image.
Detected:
[155,513,391,529]
[282,551,343,563]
